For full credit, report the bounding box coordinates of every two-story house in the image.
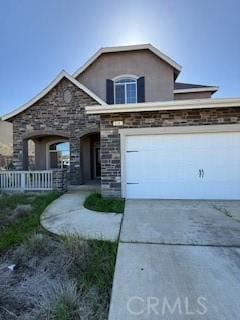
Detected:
[3,44,240,199]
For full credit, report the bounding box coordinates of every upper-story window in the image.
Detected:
[106,75,145,104]
[114,77,137,104]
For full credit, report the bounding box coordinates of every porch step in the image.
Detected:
[68,184,101,192]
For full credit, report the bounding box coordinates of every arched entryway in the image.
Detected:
[21,130,70,171]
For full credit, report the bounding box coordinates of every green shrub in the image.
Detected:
[84,193,124,213]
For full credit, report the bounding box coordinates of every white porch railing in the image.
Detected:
[0,170,53,191]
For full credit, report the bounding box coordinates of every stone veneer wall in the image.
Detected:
[100,107,240,197]
[52,169,68,192]
[11,78,100,185]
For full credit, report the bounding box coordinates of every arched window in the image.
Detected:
[114,77,137,104]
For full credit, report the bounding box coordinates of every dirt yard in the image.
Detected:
[0,193,117,319]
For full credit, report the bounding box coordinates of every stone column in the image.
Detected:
[22,139,29,170]
[12,131,28,170]
[52,169,67,192]
[69,137,82,185]
[100,128,121,198]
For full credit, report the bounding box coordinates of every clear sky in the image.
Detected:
[1,0,240,116]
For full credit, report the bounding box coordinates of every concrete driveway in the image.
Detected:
[120,200,240,245]
[109,200,240,319]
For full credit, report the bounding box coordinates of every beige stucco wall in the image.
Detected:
[35,137,54,170]
[35,142,46,170]
[77,50,174,102]
[0,120,13,156]
[34,136,68,170]
[174,91,212,100]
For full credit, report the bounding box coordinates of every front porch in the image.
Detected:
[13,130,101,188]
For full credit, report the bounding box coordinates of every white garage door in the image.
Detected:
[125,132,240,199]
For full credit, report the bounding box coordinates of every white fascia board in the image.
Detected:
[174,87,219,94]
[85,98,240,114]
[73,44,182,78]
[2,70,106,121]
[147,44,182,73]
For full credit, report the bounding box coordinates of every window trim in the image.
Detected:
[113,75,138,104]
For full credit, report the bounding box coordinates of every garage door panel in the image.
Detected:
[126,155,196,183]
[127,182,204,199]
[125,132,240,200]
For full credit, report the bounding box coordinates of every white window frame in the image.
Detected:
[113,75,138,104]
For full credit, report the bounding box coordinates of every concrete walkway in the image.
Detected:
[41,190,122,241]
[109,200,240,320]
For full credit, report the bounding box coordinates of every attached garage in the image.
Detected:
[86,98,240,198]
[122,127,240,200]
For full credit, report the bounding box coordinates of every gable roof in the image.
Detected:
[73,44,182,79]
[174,82,218,94]
[2,70,106,121]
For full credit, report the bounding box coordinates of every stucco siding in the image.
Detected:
[77,50,174,103]
[174,91,212,100]
[35,142,46,170]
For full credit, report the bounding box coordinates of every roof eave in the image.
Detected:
[173,87,219,94]
[85,97,240,115]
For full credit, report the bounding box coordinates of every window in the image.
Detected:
[114,78,137,104]
[48,142,70,169]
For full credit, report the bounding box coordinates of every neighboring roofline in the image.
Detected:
[85,97,240,115]
[73,44,182,78]
[173,86,219,94]
[2,70,106,121]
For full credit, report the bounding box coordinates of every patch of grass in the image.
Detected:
[61,234,117,294]
[0,193,34,210]
[0,195,118,319]
[60,234,87,275]
[37,280,79,320]
[0,192,60,252]
[82,240,117,294]
[84,193,124,214]
[52,283,78,320]
[0,194,34,230]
